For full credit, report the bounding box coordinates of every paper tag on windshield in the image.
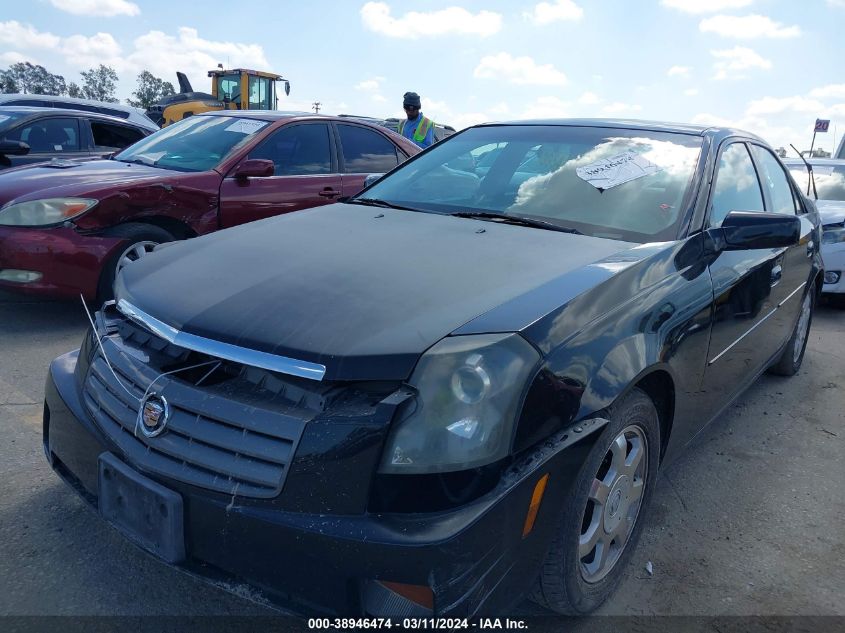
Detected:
[225,119,268,134]
[576,151,662,190]
[812,166,834,176]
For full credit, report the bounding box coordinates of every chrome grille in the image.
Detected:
[83,339,307,498]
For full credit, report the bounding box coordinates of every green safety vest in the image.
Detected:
[399,116,434,143]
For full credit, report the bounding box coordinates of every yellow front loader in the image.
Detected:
[146,68,291,127]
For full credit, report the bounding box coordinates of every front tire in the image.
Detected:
[96,223,175,304]
[531,388,660,615]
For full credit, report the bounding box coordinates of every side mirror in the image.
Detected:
[234,159,274,179]
[364,173,383,188]
[0,140,30,156]
[719,211,800,250]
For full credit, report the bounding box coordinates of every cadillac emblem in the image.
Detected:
[138,393,170,438]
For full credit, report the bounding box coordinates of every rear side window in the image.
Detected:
[749,145,798,215]
[337,124,399,173]
[249,123,332,175]
[91,121,146,150]
[5,117,80,152]
[710,143,764,226]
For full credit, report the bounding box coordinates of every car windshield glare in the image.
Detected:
[360,125,704,243]
[115,115,268,172]
[788,164,845,201]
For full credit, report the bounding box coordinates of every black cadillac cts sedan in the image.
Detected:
[43,120,822,616]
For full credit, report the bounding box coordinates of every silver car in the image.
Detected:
[0,93,158,133]
[785,158,845,301]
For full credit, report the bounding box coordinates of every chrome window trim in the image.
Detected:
[116,299,326,381]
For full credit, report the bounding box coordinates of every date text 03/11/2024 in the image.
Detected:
[306,618,528,629]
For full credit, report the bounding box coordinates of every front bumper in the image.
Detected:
[821,240,845,294]
[0,225,123,299]
[44,350,598,616]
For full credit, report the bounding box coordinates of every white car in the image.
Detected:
[0,93,159,133]
[786,158,845,301]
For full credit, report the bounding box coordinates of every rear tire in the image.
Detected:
[96,223,175,305]
[767,289,814,376]
[530,388,660,615]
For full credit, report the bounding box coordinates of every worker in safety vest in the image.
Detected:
[398,92,435,149]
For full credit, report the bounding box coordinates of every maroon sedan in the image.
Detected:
[0,111,419,301]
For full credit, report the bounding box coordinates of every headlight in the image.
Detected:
[0,198,97,227]
[379,333,540,474]
[822,226,845,245]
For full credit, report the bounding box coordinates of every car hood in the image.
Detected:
[816,199,845,225]
[0,159,182,207]
[116,204,640,381]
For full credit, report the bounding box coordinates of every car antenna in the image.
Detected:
[790,143,818,200]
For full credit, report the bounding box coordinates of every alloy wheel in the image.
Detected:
[579,425,648,583]
[793,293,812,365]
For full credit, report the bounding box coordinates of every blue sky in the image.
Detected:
[2,0,845,153]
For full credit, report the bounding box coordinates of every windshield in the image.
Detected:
[788,164,845,201]
[114,115,269,172]
[358,125,703,243]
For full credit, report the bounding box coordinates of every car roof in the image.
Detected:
[0,93,141,112]
[475,118,768,143]
[0,105,148,127]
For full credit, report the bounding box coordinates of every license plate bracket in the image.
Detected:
[98,452,185,564]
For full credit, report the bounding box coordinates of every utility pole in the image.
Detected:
[312,102,321,114]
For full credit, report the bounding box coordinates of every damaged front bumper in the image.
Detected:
[43,349,605,617]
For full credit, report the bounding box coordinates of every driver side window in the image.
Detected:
[710,142,764,227]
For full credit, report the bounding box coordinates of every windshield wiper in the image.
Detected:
[451,211,582,234]
[119,157,158,167]
[348,198,426,212]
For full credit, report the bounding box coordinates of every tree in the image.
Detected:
[67,82,83,98]
[0,70,18,94]
[80,65,119,103]
[126,70,175,110]
[0,62,66,95]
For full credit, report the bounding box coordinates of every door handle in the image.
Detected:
[771,264,783,286]
[319,188,341,198]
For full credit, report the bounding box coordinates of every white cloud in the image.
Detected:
[474,52,567,86]
[667,65,691,77]
[810,84,845,100]
[827,0,845,7]
[360,2,502,39]
[123,28,270,92]
[521,96,571,119]
[61,32,123,69]
[0,51,33,66]
[489,102,511,115]
[420,97,489,129]
[661,0,753,13]
[746,96,825,116]
[579,91,601,105]
[602,102,643,114]
[700,14,801,39]
[711,46,771,80]
[49,0,140,17]
[0,21,61,49]
[355,78,384,92]
[523,0,584,25]
[684,88,700,96]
